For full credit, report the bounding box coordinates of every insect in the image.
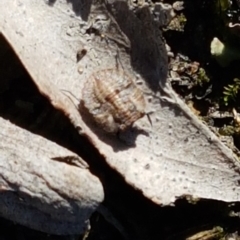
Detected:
[81,68,146,133]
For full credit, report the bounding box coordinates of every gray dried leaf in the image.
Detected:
[0,117,104,234]
[1,0,240,213]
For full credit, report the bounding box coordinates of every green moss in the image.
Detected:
[216,0,231,13]
[223,78,240,105]
[195,67,210,85]
[219,125,235,135]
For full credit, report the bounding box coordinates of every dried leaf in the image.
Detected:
[0,116,104,235]
[1,0,240,210]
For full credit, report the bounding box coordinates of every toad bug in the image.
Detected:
[81,69,146,133]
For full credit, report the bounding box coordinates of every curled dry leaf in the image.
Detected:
[1,0,240,222]
[0,117,104,235]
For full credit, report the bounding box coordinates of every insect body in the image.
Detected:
[81,69,146,133]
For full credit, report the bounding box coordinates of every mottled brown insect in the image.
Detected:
[81,69,146,133]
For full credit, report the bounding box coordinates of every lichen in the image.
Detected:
[210,37,240,66]
[166,12,187,31]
